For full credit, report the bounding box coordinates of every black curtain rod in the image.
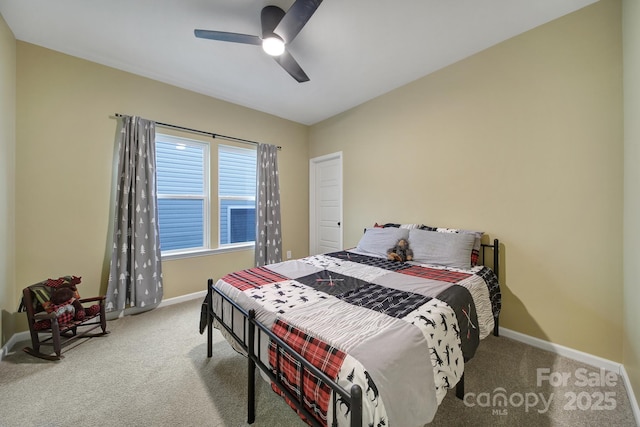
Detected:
[113,113,281,150]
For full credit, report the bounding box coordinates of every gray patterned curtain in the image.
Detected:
[255,143,282,266]
[106,116,163,314]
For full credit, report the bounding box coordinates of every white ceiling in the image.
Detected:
[0,0,597,125]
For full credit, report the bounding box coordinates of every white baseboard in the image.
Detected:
[158,290,207,308]
[500,326,640,425]
[0,290,208,361]
[499,327,623,373]
[0,332,24,361]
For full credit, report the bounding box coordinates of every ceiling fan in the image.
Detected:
[194,0,323,83]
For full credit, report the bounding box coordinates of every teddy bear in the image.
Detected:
[387,238,414,262]
[45,282,100,323]
[48,286,86,321]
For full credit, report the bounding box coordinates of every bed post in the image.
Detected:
[207,278,214,358]
[247,309,256,424]
[456,373,465,400]
[350,384,363,427]
[493,239,499,281]
[481,238,501,337]
[493,239,500,337]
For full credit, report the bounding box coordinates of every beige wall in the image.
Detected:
[310,0,623,361]
[0,14,16,348]
[623,0,640,408]
[14,42,309,331]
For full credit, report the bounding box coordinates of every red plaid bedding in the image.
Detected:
[401,265,472,283]
[221,267,288,291]
[269,319,346,425]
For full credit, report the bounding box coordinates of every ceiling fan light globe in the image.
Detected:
[262,37,285,56]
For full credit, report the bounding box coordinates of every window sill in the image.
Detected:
[161,243,254,261]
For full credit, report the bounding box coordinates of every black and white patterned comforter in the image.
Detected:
[210,250,501,427]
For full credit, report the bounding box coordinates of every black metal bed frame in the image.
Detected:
[455,238,500,399]
[484,238,501,336]
[205,283,363,426]
[205,238,500,426]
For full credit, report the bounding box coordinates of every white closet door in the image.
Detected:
[309,152,343,255]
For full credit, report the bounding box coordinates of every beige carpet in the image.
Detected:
[0,298,636,427]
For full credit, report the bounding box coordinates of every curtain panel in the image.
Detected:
[255,143,282,266]
[106,116,163,313]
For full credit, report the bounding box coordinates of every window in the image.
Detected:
[155,135,256,256]
[156,134,209,253]
[218,145,256,246]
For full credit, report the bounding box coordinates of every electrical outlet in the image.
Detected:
[286,250,292,259]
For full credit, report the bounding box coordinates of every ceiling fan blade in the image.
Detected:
[273,0,323,43]
[261,6,285,37]
[274,50,310,83]
[194,29,261,46]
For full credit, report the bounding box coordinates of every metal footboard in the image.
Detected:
[205,278,363,426]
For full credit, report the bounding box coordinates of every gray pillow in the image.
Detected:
[409,229,476,269]
[356,227,410,258]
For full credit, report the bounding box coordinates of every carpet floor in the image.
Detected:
[0,298,636,427]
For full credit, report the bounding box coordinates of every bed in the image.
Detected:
[201,224,501,426]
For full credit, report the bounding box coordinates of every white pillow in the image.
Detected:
[409,228,476,269]
[356,227,410,258]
